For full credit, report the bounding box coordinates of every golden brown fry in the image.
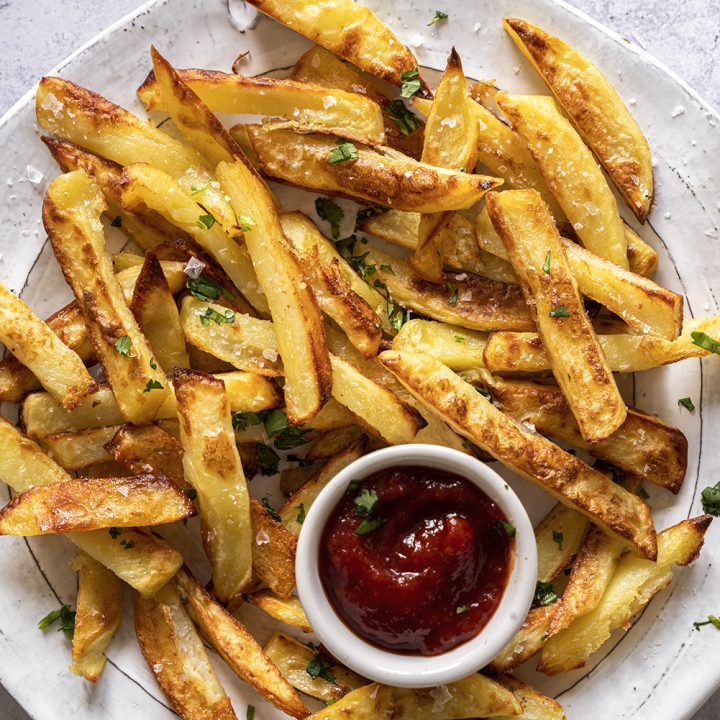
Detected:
[306,426,368,461]
[535,503,590,583]
[379,351,656,559]
[133,582,237,720]
[486,189,626,443]
[0,474,193,535]
[280,461,323,498]
[504,17,653,221]
[176,568,308,719]
[538,516,712,674]
[38,426,119,471]
[43,171,169,424]
[174,369,253,603]
[245,0,426,91]
[496,92,629,269]
[490,604,557,673]
[130,251,190,372]
[217,159,332,423]
[307,675,522,720]
[263,632,365,702]
[393,320,487,370]
[245,125,501,213]
[246,591,312,633]
[69,551,123,682]
[494,674,567,720]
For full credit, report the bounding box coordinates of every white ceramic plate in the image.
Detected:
[0,0,718,718]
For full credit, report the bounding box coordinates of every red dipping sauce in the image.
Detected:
[319,465,514,656]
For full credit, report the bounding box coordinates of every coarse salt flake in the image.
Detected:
[671,105,685,118]
[255,529,270,545]
[322,95,337,109]
[184,256,206,278]
[25,165,44,185]
[410,33,424,48]
[430,685,452,712]
[262,348,279,362]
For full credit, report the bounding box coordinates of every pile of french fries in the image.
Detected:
[0,1,715,718]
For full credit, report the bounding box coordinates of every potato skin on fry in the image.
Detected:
[0,474,194,535]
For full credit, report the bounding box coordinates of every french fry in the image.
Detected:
[0,418,182,595]
[0,281,96,410]
[490,604,557,673]
[139,66,386,146]
[217,159,332,423]
[291,45,424,159]
[496,92,629,269]
[624,222,658,277]
[69,551,123,682]
[280,435,367,535]
[246,591,312,634]
[393,319,487,371]
[537,516,712,674]
[535,503,590,583]
[303,397,361,432]
[504,17,653,221]
[120,163,269,314]
[411,49,479,282]
[0,474,193,535]
[306,426,368,461]
[360,210,517,283]
[362,247,534,332]
[39,426,119,471]
[174,369,253,602]
[245,0,426,91]
[43,171,170,424]
[130,251,190,372]
[175,568,308,719]
[115,260,188,298]
[36,77,236,233]
[263,632,365,702]
[279,211,392,334]
[133,582,237,720]
[379,351,656,559]
[245,125,501,213]
[483,315,720,374]
[495,674,567,720]
[180,297,282,376]
[42,136,184,251]
[22,372,280,438]
[306,675,522,720]
[486,189,626,443]
[280,461,323,497]
[471,371,687,492]
[475,206,680,339]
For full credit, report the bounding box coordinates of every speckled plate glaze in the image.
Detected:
[0,0,718,718]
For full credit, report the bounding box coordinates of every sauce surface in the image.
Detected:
[319,465,513,656]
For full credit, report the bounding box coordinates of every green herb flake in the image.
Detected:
[542,250,551,274]
[232,411,261,432]
[325,699,337,707]
[549,305,570,318]
[187,276,235,302]
[356,517,385,535]
[108,527,122,539]
[114,335,132,356]
[143,379,164,393]
[297,503,306,526]
[678,397,695,412]
[110,215,122,228]
[190,182,209,196]
[200,307,235,326]
[384,99,421,136]
[355,205,387,229]
[306,653,336,684]
[455,605,469,615]
[533,580,558,607]
[476,386,491,399]
[691,331,720,355]
[185,488,198,502]
[552,530,564,550]
[328,142,358,165]
[346,479,361,496]
[149,357,157,369]
[38,605,76,640]
[354,489,379,518]
[454,335,465,343]
[693,615,720,631]
[701,481,720,516]
[237,213,256,233]
[120,539,135,550]
[348,251,377,282]
[246,706,255,720]
[258,446,280,476]
[261,495,282,522]
[427,10,448,25]
[447,284,459,305]
[197,213,216,230]
[400,67,422,99]
[497,519,516,537]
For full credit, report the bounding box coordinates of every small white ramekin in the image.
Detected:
[295,444,537,688]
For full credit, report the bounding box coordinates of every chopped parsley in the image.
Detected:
[232,411,262,432]
[315,197,344,239]
[197,213,216,230]
[110,215,122,228]
[549,305,570,318]
[542,250,552,274]
[187,275,235,302]
[455,605,469,615]
[38,605,76,640]
[114,335,132,356]
[357,517,385,535]
[497,519,516,537]
[200,307,235,325]
[261,495,282,522]
[427,10,448,26]
[120,539,135,550]
[328,142,358,165]
[257,445,280,476]
[384,99,421,136]
[143,379,164,393]
[355,204,387,228]
[246,706,255,720]
[533,580,558,607]
[701,481,720,516]
[693,615,720,631]
[237,213,256,232]
[297,503,306,525]
[306,651,336,684]
[185,488,198,501]
[447,284,459,305]
[190,181,209,196]
[149,357,157,369]
[476,386,491,399]
[346,479,361,496]
[108,527,122,539]
[262,409,310,450]
[353,487,385,535]
[691,331,720,355]
[593,459,623,483]
[678,397,695,412]
[552,530,564,550]
[400,67,422,99]
[348,251,377,281]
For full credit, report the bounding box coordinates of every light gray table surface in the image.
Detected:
[0,0,718,718]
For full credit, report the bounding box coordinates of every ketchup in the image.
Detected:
[319,465,513,656]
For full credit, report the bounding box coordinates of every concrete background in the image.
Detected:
[0,0,718,718]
